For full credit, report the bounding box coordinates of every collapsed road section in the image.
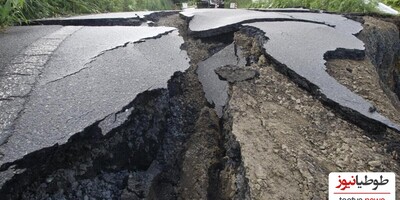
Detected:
[1,8,400,199]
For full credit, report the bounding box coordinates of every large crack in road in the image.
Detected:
[1,9,400,199]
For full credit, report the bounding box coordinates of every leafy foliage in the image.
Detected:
[247,0,379,13]
[0,0,26,27]
[383,0,400,10]
[0,0,176,27]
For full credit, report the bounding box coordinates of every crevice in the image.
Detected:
[0,17,209,199]
[233,43,240,65]
[356,16,400,103]
[7,12,400,200]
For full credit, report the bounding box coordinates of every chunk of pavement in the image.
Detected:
[180,9,359,38]
[245,21,400,131]
[215,65,259,83]
[180,9,292,37]
[197,43,246,117]
[0,29,190,168]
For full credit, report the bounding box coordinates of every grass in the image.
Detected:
[382,0,400,11]
[0,0,26,28]
[21,0,176,19]
[0,0,177,27]
[225,0,253,8]
[228,0,380,13]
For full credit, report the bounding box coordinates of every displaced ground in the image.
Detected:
[0,9,400,199]
[229,31,400,199]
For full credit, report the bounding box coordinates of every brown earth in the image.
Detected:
[159,14,400,199]
[220,18,400,199]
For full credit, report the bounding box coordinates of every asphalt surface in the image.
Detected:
[0,26,62,74]
[179,8,362,37]
[1,8,400,188]
[184,9,400,131]
[197,43,246,116]
[38,26,176,84]
[0,26,81,147]
[180,9,292,37]
[246,21,400,131]
[0,26,189,166]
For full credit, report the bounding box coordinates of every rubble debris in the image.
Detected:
[215,64,260,83]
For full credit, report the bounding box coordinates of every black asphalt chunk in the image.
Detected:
[197,43,246,117]
[246,21,400,132]
[0,27,189,168]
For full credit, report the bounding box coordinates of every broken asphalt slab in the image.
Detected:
[197,43,246,117]
[179,8,348,37]
[245,21,400,132]
[0,27,189,170]
[185,9,400,132]
[32,10,179,26]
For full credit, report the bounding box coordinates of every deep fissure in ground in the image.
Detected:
[0,14,249,200]
[1,13,400,199]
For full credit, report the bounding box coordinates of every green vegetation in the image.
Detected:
[228,0,380,13]
[383,0,400,11]
[0,0,179,27]
[21,0,176,19]
[225,0,253,8]
[0,0,26,28]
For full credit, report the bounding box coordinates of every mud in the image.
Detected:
[2,12,400,200]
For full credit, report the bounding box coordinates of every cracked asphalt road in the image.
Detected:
[0,26,189,166]
[182,8,400,132]
[1,9,400,199]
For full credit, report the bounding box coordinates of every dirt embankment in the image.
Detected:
[224,17,400,199]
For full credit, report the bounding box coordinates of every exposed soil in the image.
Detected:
[227,31,400,199]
